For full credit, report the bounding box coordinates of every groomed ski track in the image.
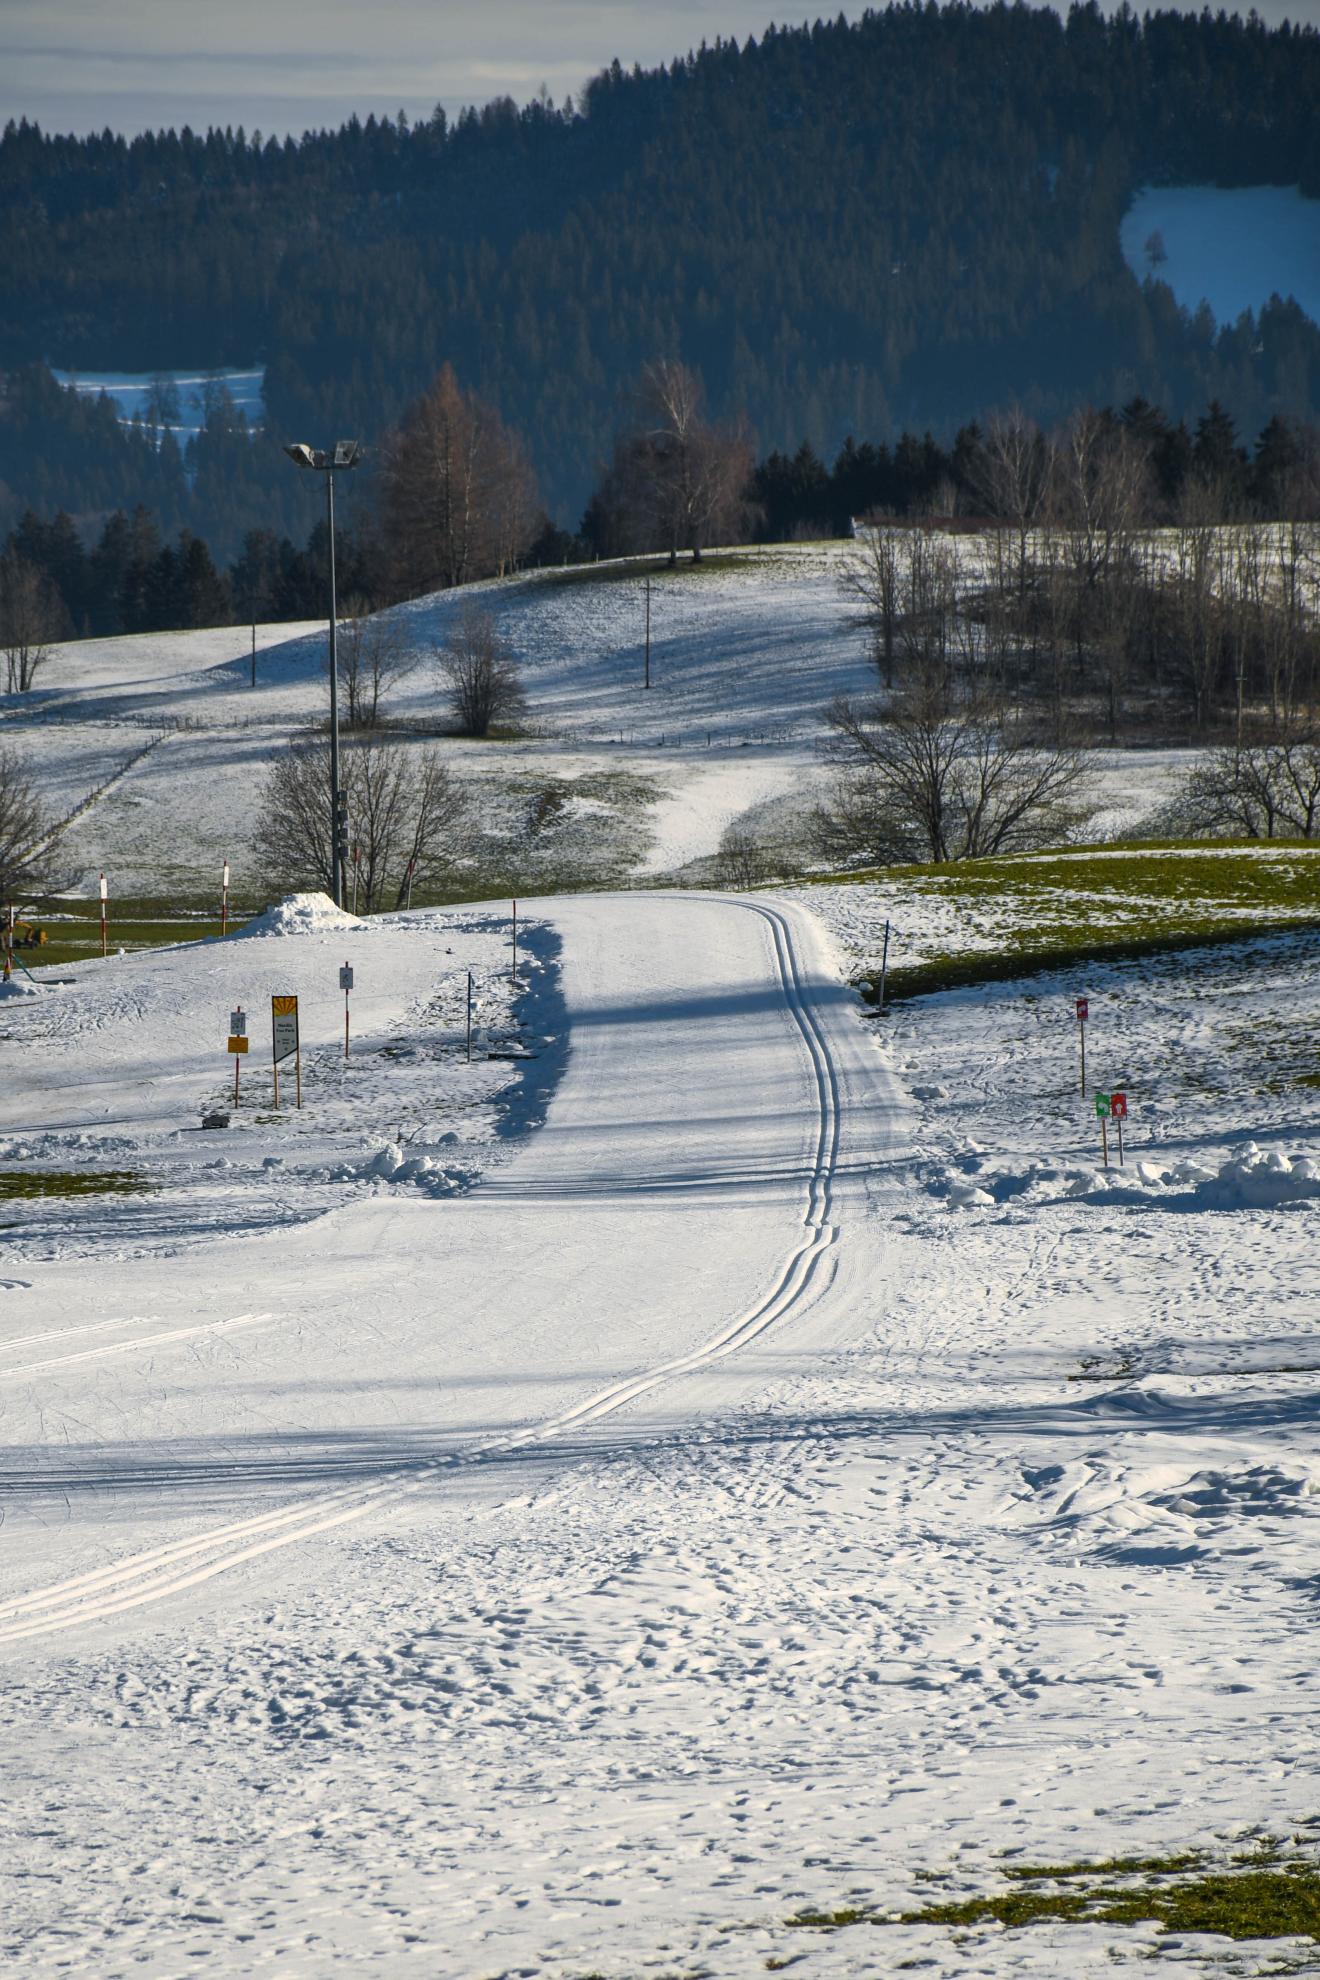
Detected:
[0,893,899,1648]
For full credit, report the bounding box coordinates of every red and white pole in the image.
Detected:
[99,873,108,958]
[221,858,230,937]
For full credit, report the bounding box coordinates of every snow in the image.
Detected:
[2,543,1319,1973]
[48,365,266,441]
[1,876,1319,1974]
[1,546,1203,900]
[1121,183,1320,327]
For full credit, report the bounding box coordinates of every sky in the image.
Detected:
[4,0,1319,141]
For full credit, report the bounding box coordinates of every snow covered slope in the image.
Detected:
[2,888,1319,1975]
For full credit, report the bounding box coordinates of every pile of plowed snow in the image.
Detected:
[234,893,364,938]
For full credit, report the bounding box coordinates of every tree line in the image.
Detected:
[3,4,1320,528]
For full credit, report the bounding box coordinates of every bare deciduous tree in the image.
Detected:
[0,551,64,694]
[595,360,753,564]
[967,409,1055,600]
[817,677,1095,865]
[1177,734,1320,840]
[252,734,471,912]
[0,747,57,899]
[378,365,539,595]
[334,600,416,728]
[439,605,526,737]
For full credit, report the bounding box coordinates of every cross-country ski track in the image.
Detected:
[0,893,896,1649]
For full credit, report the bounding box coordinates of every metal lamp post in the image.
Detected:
[283,440,362,908]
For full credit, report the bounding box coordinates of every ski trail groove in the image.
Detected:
[0,900,845,1644]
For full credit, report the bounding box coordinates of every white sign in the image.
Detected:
[271,995,299,1064]
[339,964,354,992]
[230,1008,246,1036]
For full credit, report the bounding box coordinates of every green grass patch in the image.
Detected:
[21,896,259,969]
[0,1169,150,1200]
[800,840,1320,1003]
[786,1851,1320,1946]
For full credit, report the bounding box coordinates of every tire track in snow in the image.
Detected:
[0,900,844,1643]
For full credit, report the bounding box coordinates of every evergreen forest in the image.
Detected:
[2,1,1320,555]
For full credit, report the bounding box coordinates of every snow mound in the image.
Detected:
[1188,1143,1320,1210]
[0,976,42,998]
[234,893,364,938]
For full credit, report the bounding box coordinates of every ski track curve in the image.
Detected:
[0,898,846,1645]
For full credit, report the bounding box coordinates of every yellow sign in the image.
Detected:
[227,1036,249,1054]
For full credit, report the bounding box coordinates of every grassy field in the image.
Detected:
[797,841,1320,1002]
[782,1844,1320,1952]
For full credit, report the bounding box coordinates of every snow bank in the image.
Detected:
[1186,1142,1320,1210]
[233,892,364,938]
[932,1142,1320,1211]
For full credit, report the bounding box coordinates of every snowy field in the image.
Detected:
[49,365,266,440]
[1,869,1318,1974]
[0,546,1206,902]
[1121,183,1320,327]
[2,547,1319,1974]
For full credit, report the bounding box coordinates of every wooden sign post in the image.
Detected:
[272,994,301,1108]
[228,1006,249,1105]
[1075,996,1089,1096]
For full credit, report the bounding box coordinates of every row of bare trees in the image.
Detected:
[845,446,1320,745]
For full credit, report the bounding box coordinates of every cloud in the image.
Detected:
[0,0,791,136]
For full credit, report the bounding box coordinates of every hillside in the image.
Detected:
[3,3,1320,535]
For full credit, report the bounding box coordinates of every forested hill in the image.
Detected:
[3,2,1320,525]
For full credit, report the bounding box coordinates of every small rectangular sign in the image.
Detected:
[339,965,354,992]
[230,1009,246,1036]
[1110,1092,1127,1118]
[272,994,299,1064]
[227,1035,249,1055]
[1075,997,1089,1021]
[1095,1092,1110,1116]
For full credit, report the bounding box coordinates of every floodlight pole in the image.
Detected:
[326,469,342,910]
[284,441,361,910]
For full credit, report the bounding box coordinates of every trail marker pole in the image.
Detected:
[878,919,891,1011]
[511,898,518,986]
[340,962,353,1059]
[228,1006,248,1105]
[351,847,360,918]
[1095,1091,1110,1169]
[1111,1089,1127,1167]
[3,901,12,980]
[466,971,473,1062]
[221,858,230,937]
[272,994,300,1109]
[404,858,415,911]
[644,577,651,690]
[100,873,108,958]
[251,621,257,690]
[1075,996,1089,1096]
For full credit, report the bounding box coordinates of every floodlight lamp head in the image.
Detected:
[332,440,362,469]
[283,442,319,469]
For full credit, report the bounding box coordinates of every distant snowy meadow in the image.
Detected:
[1121,183,1320,327]
[48,365,265,442]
